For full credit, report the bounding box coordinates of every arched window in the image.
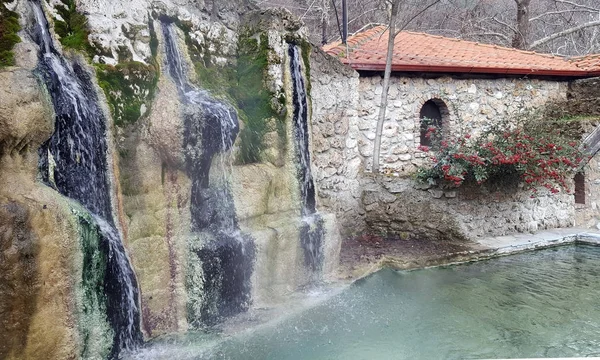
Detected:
[419,99,445,147]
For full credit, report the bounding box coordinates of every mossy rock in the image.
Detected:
[53,0,97,57]
[0,0,21,69]
[173,19,288,165]
[72,207,113,359]
[96,62,159,127]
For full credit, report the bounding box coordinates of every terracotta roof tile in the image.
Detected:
[571,54,600,72]
[323,26,600,77]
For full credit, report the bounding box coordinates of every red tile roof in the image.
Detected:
[571,54,600,72]
[323,26,600,77]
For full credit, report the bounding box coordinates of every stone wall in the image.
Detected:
[356,75,568,175]
[575,119,600,228]
[309,47,365,236]
[577,153,600,229]
[544,77,600,229]
[306,56,600,239]
[362,176,574,241]
[546,77,600,118]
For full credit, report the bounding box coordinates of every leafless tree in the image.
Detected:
[426,0,600,55]
[373,0,400,173]
[254,0,389,44]
[256,0,600,56]
[373,0,441,173]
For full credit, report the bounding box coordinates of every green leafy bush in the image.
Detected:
[416,115,590,194]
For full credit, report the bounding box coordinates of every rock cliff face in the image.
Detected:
[0,44,97,359]
[1,0,342,357]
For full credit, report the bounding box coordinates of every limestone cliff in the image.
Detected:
[1,0,342,358]
[0,42,111,359]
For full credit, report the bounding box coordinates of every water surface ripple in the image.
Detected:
[136,245,600,359]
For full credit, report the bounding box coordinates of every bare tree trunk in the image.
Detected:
[321,0,328,45]
[372,0,400,173]
[512,0,531,49]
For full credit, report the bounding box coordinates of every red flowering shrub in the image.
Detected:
[416,117,589,193]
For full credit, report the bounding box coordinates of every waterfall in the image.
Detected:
[31,1,142,356]
[161,22,255,325]
[289,44,325,276]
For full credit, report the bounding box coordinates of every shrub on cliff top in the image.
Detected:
[53,0,95,55]
[0,0,21,68]
[416,115,590,194]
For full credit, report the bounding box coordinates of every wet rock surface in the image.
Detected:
[338,233,481,279]
[0,203,40,360]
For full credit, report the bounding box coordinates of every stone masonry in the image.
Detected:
[357,75,568,175]
[308,54,600,240]
[309,47,365,236]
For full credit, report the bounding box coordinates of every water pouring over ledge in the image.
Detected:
[289,43,325,279]
[31,1,142,356]
[160,21,255,325]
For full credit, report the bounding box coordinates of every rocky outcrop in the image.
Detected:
[0,54,106,359]
[0,69,53,157]
[115,25,190,337]
[110,1,342,339]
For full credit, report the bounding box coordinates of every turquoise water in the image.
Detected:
[137,245,600,359]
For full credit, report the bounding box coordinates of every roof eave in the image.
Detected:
[347,62,600,78]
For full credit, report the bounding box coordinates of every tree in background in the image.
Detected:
[254,0,600,56]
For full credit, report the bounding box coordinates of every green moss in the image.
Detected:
[96,61,159,127]
[148,18,159,59]
[95,18,160,127]
[164,20,288,164]
[53,0,96,56]
[178,23,287,164]
[299,39,312,95]
[230,34,278,164]
[73,208,113,359]
[167,17,234,94]
[0,0,21,69]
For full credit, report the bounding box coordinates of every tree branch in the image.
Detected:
[397,0,441,33]
[491,16,519,35]
[300,0,319,20]
[529,19,600,49]
[553,0,599,12]
[348,8,381,26]
[530,9,598,22]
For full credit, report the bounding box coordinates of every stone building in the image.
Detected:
[310,26,600,240]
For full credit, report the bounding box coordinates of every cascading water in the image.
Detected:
[289,44,325,276]
[161,22,255,325]
[31,1,142,356]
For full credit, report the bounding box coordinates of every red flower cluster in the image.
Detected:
[416,121,588,193]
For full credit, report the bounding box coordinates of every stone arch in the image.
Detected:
[418,98,450,147]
